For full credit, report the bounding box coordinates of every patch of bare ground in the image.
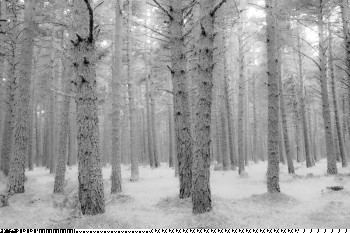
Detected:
[246,192,299,206]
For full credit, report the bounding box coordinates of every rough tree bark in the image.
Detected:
[296,31,313,167]
[329,31,347,167]
[1,22,16,176]
[237,16,245,175]
[252,76,258,164]
[224,56,236,168]
[111,0,123,194]
[49,26,56,174]
[317,0,337,174]
[265,0,280,193]
[192,0,225,214]
[127,0,139,181]
[71,0,105,215]
[145,74,155,168]
[150,83,160,168]
[169,0,193,198]
[278,66,294,173]
[53,59,72,193]
[168,104,174,168]
[341,0,350,140]
[292,77,302,163]
[8,0,35,194]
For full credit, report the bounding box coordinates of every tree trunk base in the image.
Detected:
[0,192,10,207]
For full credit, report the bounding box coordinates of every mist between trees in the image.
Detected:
[0,0,350,219]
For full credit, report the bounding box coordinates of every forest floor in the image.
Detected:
[1,159,350,229]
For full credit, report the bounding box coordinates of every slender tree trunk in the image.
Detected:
[224,58,236,168]
[150,84,160,168]
[329,32,347,167]
[53,59,72,193]
[292,79,302,163]
[43,106,50,168]
[145,74,155,168]
[126,0,139,181]
[142,108,148,165]
[8,0,35,194]
[296,31,313,167]
[265,0,280,193]
[252,77,258,164]
[35,106,42,167]
[342,95,349,155]
[221,105,230,171]
[111,0,123,194]
[168,104,174,168]
[341,0,350,139]
[278,67,294,173]
[237,18,245,175]
[49,26,56,174]
[317,1,337,174]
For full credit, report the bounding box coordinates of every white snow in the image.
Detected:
[1,159,350,228]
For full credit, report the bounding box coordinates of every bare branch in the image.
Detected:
[210,0,227,16]
[152,0,173,20]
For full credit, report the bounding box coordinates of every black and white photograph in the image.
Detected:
[0,0,350,229]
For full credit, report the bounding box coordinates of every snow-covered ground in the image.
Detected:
[1,159,350,228]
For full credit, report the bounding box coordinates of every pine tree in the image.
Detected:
[71,0,105,215]
[265,0,280,193]
[317,0,337,174]
[53,58,72,193]
[111,0,123,194]
[168,0,192,198]
[192,0,226,214]
[8,0,36,194]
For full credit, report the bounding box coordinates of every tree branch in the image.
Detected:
[83,0,94,42]
[210,0,227,16]
[152,0,173,20]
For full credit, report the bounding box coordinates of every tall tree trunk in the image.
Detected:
[317,0,337,174]
[341,0,350,140]
[8,0,35,194]
[252,77,258,163]
[111,0,123,194]
[49,26,56,174]
[126,0,139,181]
[342,95,348,154]
[276,28,285,165]
[27,74,35,171]
[297,31,313,167]
[292,78,302,163]
[192,0,221,214]
[150,84,160,168]
[35,106,42,167]
[279,68,294,173]
[329,31,347,167]
[43,106,50,168]
[169,0,193,198]
[1,0,16,175]
[265,0,280,193]
[1,44,16,176]
[168,104,174,168]
[237,17,245,175]
[0,0,6,146]
[145,74,155,168]
[71,0,105,215]
[221,105,230,171]
[224,55,236,168]
[53,59,72,193]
